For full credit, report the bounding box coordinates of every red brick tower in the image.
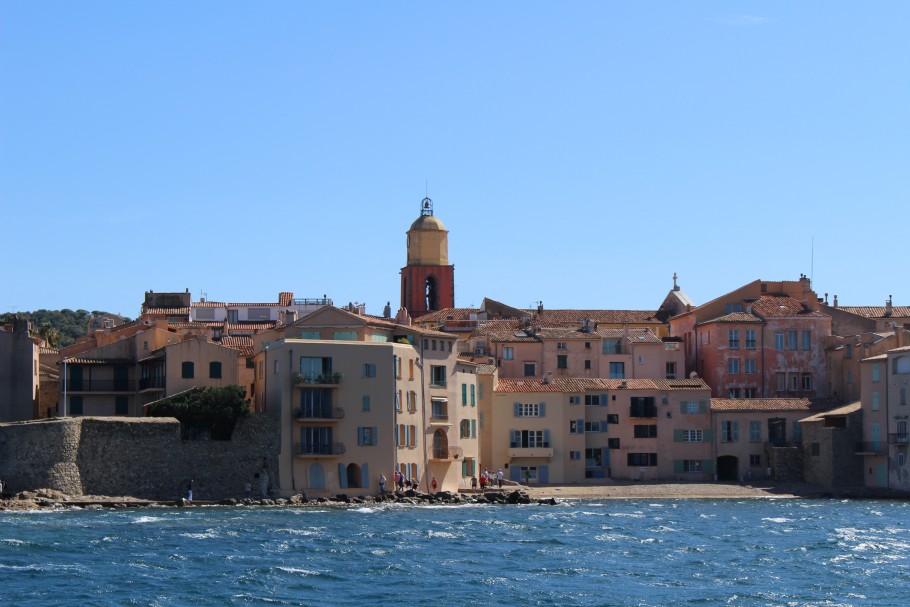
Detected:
[400,197,454,317]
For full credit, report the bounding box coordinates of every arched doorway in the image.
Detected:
[716,455,739,481]
[433,428,448,459]
[346,463,362,489]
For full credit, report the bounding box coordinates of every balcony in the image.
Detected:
[296,442,346,458]
[295,406,345,422]
[67,379,136,392]
[508,442,554,459]
[430,413,450,425]
[430,446,463,461]
[139,377,165,391]
[855,441,886,455]
[294,372,343,386]
[889,434,909,445]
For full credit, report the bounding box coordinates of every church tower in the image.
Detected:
[401,197,455,316]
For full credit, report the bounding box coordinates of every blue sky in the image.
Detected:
[2,3,908,318]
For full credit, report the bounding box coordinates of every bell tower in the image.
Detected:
[401,197,455,316]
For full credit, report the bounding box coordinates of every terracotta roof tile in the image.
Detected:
[800,402,862,422]
[220,336,255,356]
[496,377,709,394]
[477,364,497,374]
[531,309,661,325]
[698,312,763,325]
[143,307,190,315]
[751,296,828,319]
[838,306,910,318]
[711,398,815,412]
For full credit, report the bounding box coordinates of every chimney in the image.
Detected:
[886,295,893,317]
[383,301,392,319]
[833,295,838,308]
[537,301,544,314]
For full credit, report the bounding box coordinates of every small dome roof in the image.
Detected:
[409,215,447,231]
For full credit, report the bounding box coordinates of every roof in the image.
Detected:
[476,364,497,374]
[495,377,709,394]
[837,306,910,319]
[60,357,135,365]
[220,336,255,356]
[412,308,479,324]
[698,312,763,325]
[800,402,862,423]
[751,295,828,319]
[711,398,815,412]
[531,309,661,325]
[409,214,447,231]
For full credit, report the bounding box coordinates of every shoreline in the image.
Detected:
[1,482,905,511]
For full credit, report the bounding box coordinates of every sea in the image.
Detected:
[1,498,908,607]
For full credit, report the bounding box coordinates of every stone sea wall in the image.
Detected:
[0,416,280,500]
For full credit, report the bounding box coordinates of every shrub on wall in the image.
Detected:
[146,385,251,440]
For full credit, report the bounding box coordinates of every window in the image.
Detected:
[431,398,447,421]
[299,357,332,382]
[584,421,602,432]
[720,421,739,442]
[845,344,853,359]
[729,330,739,349]
[608,438,620,449]
[801,374,812,391]
[333,330,357,341]
[471,419,476,438]
[728,358,740,374]
[515,402,543,417]
[666,362,677,379]
[607,414,619,424]
[750,421,761,442]
[744,359,756,374]
[394,356,401,379]
[408,391,418,413]
[681,460,703,472]
[872,391,880,411]
[729,388,742,398]
[557,342,567,350]
[585,342,591,349]
[725,303,743,313]
[431,366,446,387]
[750,454,762,466]
[569,395,580,405]
[470,384,476,406]
[569,420,583,434]
[603,339,621,355]
[680,429,703,442]
[503,347,514,360]
[357,427,378,446]
[182,362,194,379]
[801,330,811,351]
[902,387,907,406]
[460,419,471,438]
[894,356,910,374]
[634,424,657,438]
[681,401,706,414]
[846,371,852,384]
[584,359,591,370]
[363,363,377,378]
[787,331,798,351]
[362,395,371,412]
[524,363,536,377]
[744,388,758,398]
[395,390,402,412]
[584,395,601,406]
[569,451,582,461]
[209,361,222,379]
[630,397,656,418]
[609,362,625,379]
[462,383,468,406]
[811,442,820,456]
[776,372,787,391]
[775,332,785,350]
[227,309,238,323]
[872,364,880,382]
[511,430,548,448]
[627,453,657,467]
[745,330,756,349]
[898,420,908,439]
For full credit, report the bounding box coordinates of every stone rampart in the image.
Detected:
[0,416,280,500]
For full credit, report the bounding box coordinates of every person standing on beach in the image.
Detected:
[471,476,478,492]
[379,473,386,495]
[187,479,193,502]
[497,469,504,488]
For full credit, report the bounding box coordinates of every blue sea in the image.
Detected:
[1,498,908,606]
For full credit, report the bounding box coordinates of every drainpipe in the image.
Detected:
[289,346,295,493]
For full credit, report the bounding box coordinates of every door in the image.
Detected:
[114,366,129,391]
[70,366,83,391]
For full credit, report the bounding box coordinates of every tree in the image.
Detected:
[146,385,251,440]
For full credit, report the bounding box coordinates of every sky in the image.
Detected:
[2,3,908,319]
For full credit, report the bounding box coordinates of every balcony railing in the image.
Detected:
[855,441,886,454]
[889,434,909,445]
[295,373,343,385]
[67,379,136,392]
[430,446,463,460]
[296,406,345,420]
[139,377,166,390]
[298,442,346,457]
[510,441,551,449]
[430,413,449,423]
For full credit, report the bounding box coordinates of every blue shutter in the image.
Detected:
[510,466,521,482]
[510,430,519,447]
[602,394,609,406]
[733,422,740,442]
[539,402,546,417]
[338,464,348,489]
[514,402,521,417]
[539,465,549,484]
[462,460,467,476]
[602,447,610,467]
[361,463,370,488]
[372,427,378,446]
[471,384,476,406]
[471,419,476,438]
[543,429,550,446]
[600,420,609,432]
[577,419,585,434]
[357,428,364,446]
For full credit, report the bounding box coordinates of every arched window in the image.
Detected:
[425,275,438,311]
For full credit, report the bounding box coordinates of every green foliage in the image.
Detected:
[0,309,131,348]
[146,385,251,440]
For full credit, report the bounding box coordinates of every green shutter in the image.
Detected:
[674,429,684,442]
[372,427,378,446]
[462,383,467,405]
[680,401,688,414]
[703,459,716,474]
[674,460,684,473]
[539,402,546,417]
[699,400,708,414]
[703,429,714,442]
[733,422,740,442]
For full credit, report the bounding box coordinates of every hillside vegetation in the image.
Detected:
[0,309,132,348]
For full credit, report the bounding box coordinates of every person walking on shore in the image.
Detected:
[379,473,387,495]
[431,477,438,494]
[497,469,504,488]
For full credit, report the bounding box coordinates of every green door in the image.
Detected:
[876,463,887,487]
